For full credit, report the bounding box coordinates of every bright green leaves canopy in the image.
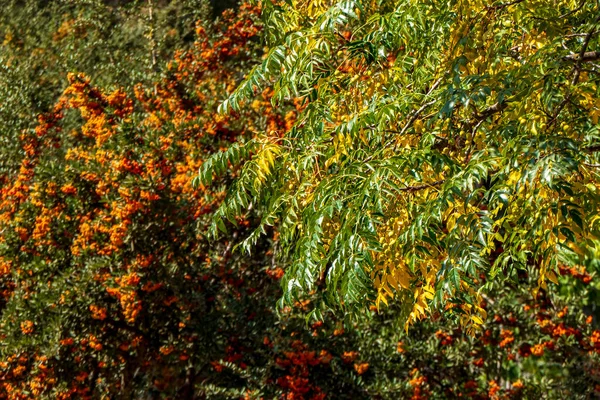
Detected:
[202,0,600,330]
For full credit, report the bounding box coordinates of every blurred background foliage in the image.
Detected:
[0,0,210,177]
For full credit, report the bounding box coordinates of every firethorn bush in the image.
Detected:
[1,1,600,399]
[0,0,212,211]
[0,3,296,397]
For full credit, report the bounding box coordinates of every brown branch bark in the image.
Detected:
[399,180,444,192]
[478,102,508,119]
[562,50,600,62]
[584,144,600,153]
[487,0,525,11]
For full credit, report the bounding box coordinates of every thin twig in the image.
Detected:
[481,293,496,305]
[559,0,587,19]
[399,179,444,192]
[549,14,600,126]
[397,78,444,137]
[486,0,525,11]
[398,99,436,137]
[465,118,486,164]
[478,102,508,119]
[584,144,600,153]
[571,14,600,85]
[564,30,598,38]
[562,50,600,62]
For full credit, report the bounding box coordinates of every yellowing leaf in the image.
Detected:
[374,275,382,289]
[414,119,424,133]
[377,292,388,307]
[546,270,558,285]
[476,306,487,321]
[395,270,410,289]
[386,273,398,290]
[446,212,458,232]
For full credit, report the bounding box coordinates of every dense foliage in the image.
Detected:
[0,0,211,205]
[1,0,600,399]
[208,0,600,332]
[0,4,289,397]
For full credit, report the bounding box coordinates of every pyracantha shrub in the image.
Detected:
[0,4,296,398]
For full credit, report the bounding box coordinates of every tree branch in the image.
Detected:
[564,31,598,38]
[399,180,444,192]
[583,144,600,153]
[487,0,525,11]
[398,99,436,137]
[562,50,600,62]
[478,102,508,119]
[571,14,600,85]
[559,0,588,19]
[549,16,600,126]
[397,77,443,137]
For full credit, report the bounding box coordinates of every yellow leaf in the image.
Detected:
[413,302,424,316]
[507,170,521,185]
[423,285,434,300]
[419,263,427,279]
[446,212,458,232]
[325,154,338,168]
[414,119,424,133]
[377,292,388,306]
[374,275,381,289]
[546,270,558,285]
[386,273,398,290]
[476,306,487,320]
[396,270,410,289]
